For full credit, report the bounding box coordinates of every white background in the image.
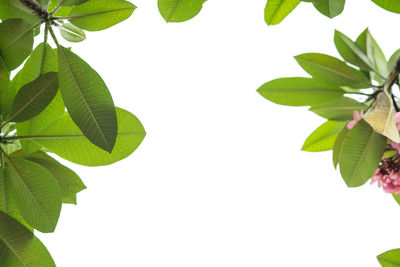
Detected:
[36,1,400,266]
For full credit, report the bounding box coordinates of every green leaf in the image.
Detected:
[158,0,206,22]
[0,0,40,25]
[264,0,300,25]
[0,211,56,267]
[301,120,345,152]
[0,56,12,116]
[9,72,59,123]
[312,0,345,18]
[25,151,86,198]
[257,77,345,106]
[295,53,369,87]
[5,155,62,233]
[0,18,34,71]
[309,97,366,121]
[48,1,72,16]
[388,49,400,71]
[59,22,86,42]
[34,107,145,166]
[62,195,77,204]
[334,30,375,72]
[68,0,136,31]
[57,46,117,153]
[60,0,89,6]
[332,125,349,168]
[339,119,386,187]
[371,0,400,13]
[393,193,400,206]
[377,249,400,266]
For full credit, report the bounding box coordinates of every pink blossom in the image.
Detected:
[347,110,364,130]
[396,112,400,130]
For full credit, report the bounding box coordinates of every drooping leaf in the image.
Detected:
[34,108,145,166]
[57,46,117,153]
[339,119,386,187]
[68,0,136,31]
[9,72,59,123]
[295,53,369,87]
[309,97,366,121]
[301,120,345,152]
[5,155,62,233]
[332,125,349,168]
[0,211,56,267]
[158,0,206,22]
[0,18,34,71]
[264,0,300,25]
[0,56,12,116]
[363,91,400,143]
[59,22,86,42]
[334,30,375,72]
[371,0,400,13]
[0,0,40,25]
[26,151,86,198]
[312,0,345,18]
[377,249,400,266]
[257,77,345,106]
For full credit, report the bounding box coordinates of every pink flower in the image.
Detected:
[347,110,364,130]
[395,112,400,130]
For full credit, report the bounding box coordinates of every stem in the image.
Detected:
[50,0,66,15]
[48,22,61,48]
[39,23,49,75]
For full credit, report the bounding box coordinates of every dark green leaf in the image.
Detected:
[68,0,136,31]
[59,22,86,42]
[332,125,349,168]
[264,0,300,25]
[0,18,34,71]
[377,249,400,266]
[0,56,12,116]
[158,0,206,22]
[312,0,345,18]
[0,0,40,25]
[339,120,386,187]
[257,77,345,106]
[371,0,400,13]
[301,120,345,152]
[309,97,366,121]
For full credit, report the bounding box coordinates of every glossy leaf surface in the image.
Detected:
[264,0,300,25]
[302,120,345,152]
[309,97,366,121]
[377,249,400,266]
[59,22,86,42]
[158,0,206,22]
[332,126,349,168]
[371,0,400,13]
[312,0,345,18]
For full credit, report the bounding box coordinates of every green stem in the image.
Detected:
[47,22,61,48]
[39,23,49,75]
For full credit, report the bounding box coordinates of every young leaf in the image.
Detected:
[377,249,400,266]
[25,151,86,199]
[264,0,300,25]
[5,155,62,233]
[57,46,118,153]
[309,97,366,121]
[302,120,345,152]
[0,18,34,71]
[363,91,400,143]
[0,0,40,26]
[312,0,345,18]
[339,120,386,187]
[332,125,349,168]
[294,53,369,87]
[158,0,206,22]
[0,211,56,267]
[68,0,136,31]
[59,22,86,42]
[33,107,145,166]
[257,77,345,106]
[371,0,400,13]
[0,56,12,116]
[334,30,375,72]
[9,72,59,122]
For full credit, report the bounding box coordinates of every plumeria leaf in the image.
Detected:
[59,0,89,6]
[393,193,400,206]
[0,0,40,25]
[339,119,387,187]
[0,18,34,71]
[309,97,366,121]
[257,77,345,106]
[312,0,345,18]
[0,55,12,117]
[48,1,72,16]
[57,46,118,153]
[264,0,300,25]
[363,90,400,143]
[302,120,346,152]
[388,49,400,72]
[371,0,400,13]
[62,195,77,204]
[295,53,369,87]
[68,0,136,31]
[0,211,56,266]
[59,22,86,42]
[332,125,349,168]
[377,249,400,266]
[158,0,206,22]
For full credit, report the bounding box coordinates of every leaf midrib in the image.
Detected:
[0,234,27,267]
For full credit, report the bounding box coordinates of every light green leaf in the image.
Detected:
[5,155,62,233]
[371,0,400,13]
[309,97,366,121]
[332,125,349,168]
[295,53,369,87]
[301,120,345,152]
[0,18,34,71]
[158,0,206,22]
[0,0,40,25]
[264,0,300,25]
[0,56,11,116]
[334,30,375,72]
[0,211,56,267]
[257,77,345,106]
[339,119,386,187]
[62,195,77,204]
[9,72,59,123]
[388,49,400,71]
[48,1,72,16]
[59,22,86,42]
[393,193,400,206]
[34,108,145,166]
[312,0,345,18]
[377,249,400,266]
[60,0,89,6]
[25,151,86,198]
[68,0,136,31]
[57,46,117,153]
